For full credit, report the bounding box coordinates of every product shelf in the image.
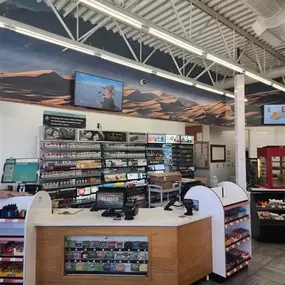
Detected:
[226,236,251,251]
[40,173,102,181]
[224,215,250,228]
[256,206,285,211]
[226,258,251,277]
[41,148,101,151]
[0,257,23,262]
[41,157,102,162]
[0,219,25,224]
[0,237,24,242]
[0,278,23,283]
[42,182,102,191]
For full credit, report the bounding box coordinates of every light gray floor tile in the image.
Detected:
[239,275,280,285]
[255,266,285,285]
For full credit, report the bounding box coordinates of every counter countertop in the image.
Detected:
[35,207,211,227]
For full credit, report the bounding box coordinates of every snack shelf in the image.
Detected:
[226,236,251,251]
[256,206,285,211]
[41,158,102,162]
[40,173,102,181]
[0,278,23,283]
[65,259,148,264]
[66,247,147,252]
[42,182,102,191]
[0,257,23,262]
[226,258,251,277]
[0,237,24,242]
[225,215,250,228]
[0,219,25,224]
[41,147,101,151]
[224,201,249,211]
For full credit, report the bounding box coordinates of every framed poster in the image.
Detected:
[147,134,165,143]
[210,145,226,163]
[165,134,180,144]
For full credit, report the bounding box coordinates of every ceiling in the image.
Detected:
[2,0,285,91]
[35,0,285,83]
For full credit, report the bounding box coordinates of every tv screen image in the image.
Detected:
[74,71,124,111]
[264,105,285,125]
[96,191,125,209]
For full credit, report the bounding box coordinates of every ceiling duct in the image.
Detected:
[240,0,285,46]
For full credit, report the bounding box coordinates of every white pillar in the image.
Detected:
[234,74,247,190]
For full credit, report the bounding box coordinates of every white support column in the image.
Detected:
[234,74,247,191]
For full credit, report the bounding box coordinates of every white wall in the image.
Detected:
[247,126,285,158]
[0,101,185,189]
[209,126,236,182]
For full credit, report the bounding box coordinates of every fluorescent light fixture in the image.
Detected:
[206,54,244,73]
[196,83,224,95]
[156,71,194,86]
[272,83,285,92]
[101,54,153,73]
[80,0,142,29]
[225,93,235,98]
[14,26,95,56]
[149,27,204,56]
[245,71,272,86]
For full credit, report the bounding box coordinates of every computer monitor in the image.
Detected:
[1,158,39,183]
[95,187,126,210]
[180,181,204,202]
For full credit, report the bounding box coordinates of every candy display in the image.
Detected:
[0,242,24,256]
[0,204,26,219]
[226,249,250,271]
[225,228,250,246]
[64,237,148,276]
[256,199,285,209]
[258,211,285,220]
[225,207,247,223]
[0,263,23,278]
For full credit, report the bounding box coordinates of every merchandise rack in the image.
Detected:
[250,188,285,242]
[0,195,34,285]
[185,181,252,280]
[39,140,103,207]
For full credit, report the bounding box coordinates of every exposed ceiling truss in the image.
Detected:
[2,0,285,94]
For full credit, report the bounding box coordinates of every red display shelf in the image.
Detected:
[225,216,250,228]
[226,236,251,251]
[0,278,23,284]
[0,219,25,223]
[226,258,251,277]
[0,257,23,262]
[0,237,24,242]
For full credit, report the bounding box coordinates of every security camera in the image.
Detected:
[140,79,146,85]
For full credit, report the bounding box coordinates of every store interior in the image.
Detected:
[1,1,285,285]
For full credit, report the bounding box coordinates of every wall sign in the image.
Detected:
[210,144,226,163]
[79,130,127,142]
[147,134,166,143]
[43,110,86,129]
[165,134,181,144]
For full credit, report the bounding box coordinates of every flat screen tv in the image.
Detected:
[74,71,124,112]
[263,105,285,125]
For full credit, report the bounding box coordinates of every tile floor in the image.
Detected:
[195,240,285,285]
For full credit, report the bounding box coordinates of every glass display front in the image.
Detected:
[258,157,267,186]
[64,236,148,276]
[271,156,285,188]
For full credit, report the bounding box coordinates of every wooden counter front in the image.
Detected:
[36,218,212,285]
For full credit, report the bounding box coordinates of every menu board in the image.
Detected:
[147,134,166,143]
[264,105,285,125]
[180,135,194,144]
[165,134,180,144]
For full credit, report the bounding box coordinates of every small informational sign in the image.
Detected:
[147,134,166,143]
[103,131,127,142]
[193,199,199,211]
[43,110,86,128]
[79,130,127,142]
[165,134,181,144]
[180,135,194,144]
[127,132,147,144]
[44,126,76,141]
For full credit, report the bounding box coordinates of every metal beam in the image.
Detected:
[189,0,285,64]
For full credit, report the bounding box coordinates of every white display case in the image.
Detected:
[185,181,252,280]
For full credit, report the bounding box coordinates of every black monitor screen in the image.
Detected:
[96,189,125,210]
[74,71,124,112]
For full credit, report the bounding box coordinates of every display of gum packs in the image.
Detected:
[97,251,105,259]
[121,252,130,261]
[116,241,124,249]
[65,262,72,271]
[115,252,124,260]
[132,241,141,250]
[94,263,103,272]
[130,252,139,260]
[90,241,100,248]
[116,263,125,272]
[140,242,148,250]
[75,262,84,271]
[82,241,91,248]
[81,252,89,259]
[138,252,147,261]
[82,262,89,271]
[103,263,111,271]
[131,264,140,271]
[65,251,74,259]
[99,241,108,249]
[110,264,117,272]
[104,251,114,260]
[75,241,83,248]
[88,251,98,259]
[124,241,133,250]
[73,251,82,260]
[139,264,148,272]
[124,263,132,272]
[66,240,76,248]
[108,241,116,249]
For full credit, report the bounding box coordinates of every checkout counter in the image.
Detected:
[24,191,212,285]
